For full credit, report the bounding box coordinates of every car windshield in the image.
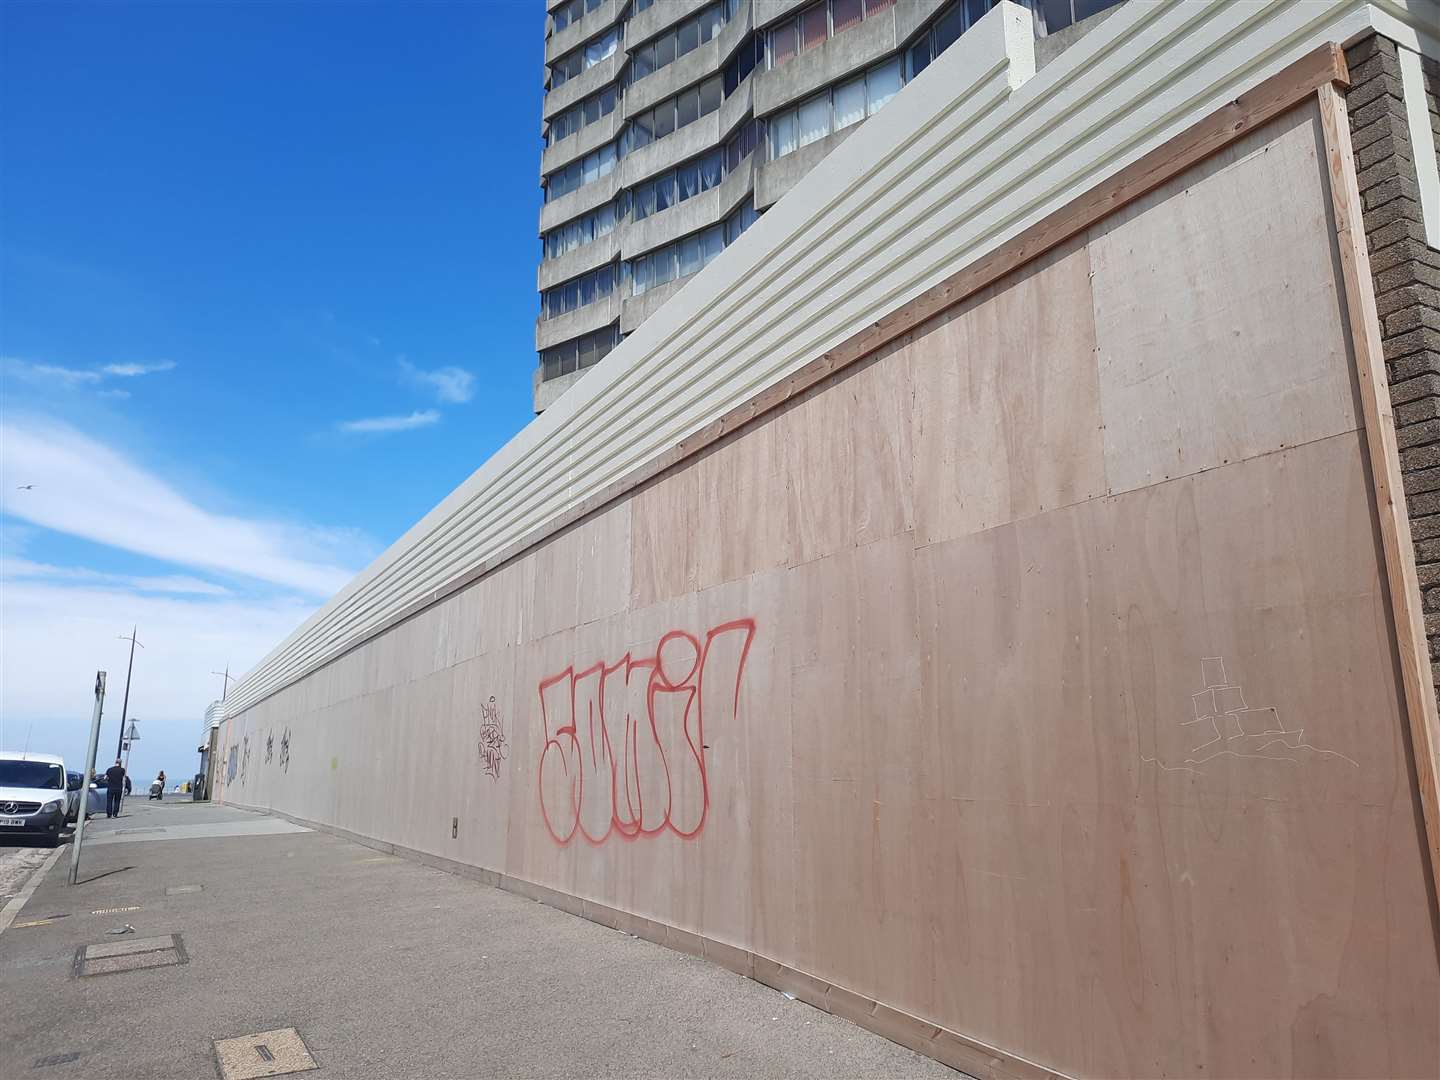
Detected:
[0,760,64,789]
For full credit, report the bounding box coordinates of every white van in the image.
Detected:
[0,751,70,846]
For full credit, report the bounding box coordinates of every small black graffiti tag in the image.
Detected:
[478,697,507,781]
[279,729,291,773]
[265,732,274,764]
[240,736,251,781]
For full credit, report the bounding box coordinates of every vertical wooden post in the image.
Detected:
[1317,80,1440,915]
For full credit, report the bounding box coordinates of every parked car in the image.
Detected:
[0,751,69,846]
[64,770,105,823]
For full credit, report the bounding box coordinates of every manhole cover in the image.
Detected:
[74,933,187,977]
[213,1028,317,1079]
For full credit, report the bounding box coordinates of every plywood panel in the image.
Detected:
[913,239,1107,546]
[218,104,1440,1079]
[915,432,1438,1078]
[779,340,914,566]
[1090,106,1358,494]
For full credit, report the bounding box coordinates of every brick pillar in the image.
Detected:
[1344,34,1440,701]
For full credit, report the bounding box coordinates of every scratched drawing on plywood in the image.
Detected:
[537,619,755,845]
[1143,657,1359,774]
[478,697,508,781]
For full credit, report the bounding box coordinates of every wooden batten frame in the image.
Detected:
[1316,80,1440,919]
[232,43,1360,723]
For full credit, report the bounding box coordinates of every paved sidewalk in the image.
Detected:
[0,799,958,1079]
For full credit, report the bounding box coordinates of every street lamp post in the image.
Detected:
[112,627,143,764]
[211,666,237,701]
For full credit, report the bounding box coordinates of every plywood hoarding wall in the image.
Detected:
[217,102,1440,1078]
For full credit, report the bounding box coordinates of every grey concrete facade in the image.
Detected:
[533,0,1124,410]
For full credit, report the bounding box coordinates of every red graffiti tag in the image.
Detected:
[537,619,755,846]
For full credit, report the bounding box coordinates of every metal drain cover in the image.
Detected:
[75,933,187,977]
[213,1028,317,1079]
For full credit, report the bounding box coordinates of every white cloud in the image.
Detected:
[3,357,102,386]
[399,358,475,404]
[0,577,318,778]
[102,360,176,377]
[2,556,231,596]
[0,416,361,596]
[337,409,440,434]
[3,356,174,392]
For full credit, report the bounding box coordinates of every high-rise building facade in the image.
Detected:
[534,0,1119,411]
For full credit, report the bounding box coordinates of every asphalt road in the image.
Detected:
[0,799,962,1079]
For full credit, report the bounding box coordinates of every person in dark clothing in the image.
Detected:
[123,775,132,796]
[104,760,125,818]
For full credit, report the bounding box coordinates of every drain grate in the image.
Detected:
[74,933,187,977]
[213,1028,317,1079]
[91,905,142,915]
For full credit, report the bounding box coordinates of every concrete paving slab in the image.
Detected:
[88,818,308,845]
[0,798,963,1079]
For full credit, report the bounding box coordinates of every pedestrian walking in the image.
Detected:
[104,759,125,818]
[124,774,132,796]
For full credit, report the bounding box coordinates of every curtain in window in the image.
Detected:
[801,3,827,50]
[771,20,798,66]
[866,58,902,114]
[677,163,700,201]
[798,94,830,147]
[769,110,798,159]
[832,0,863,33]
[678,235,702,277]
[700,149,723,189]
[864,0,895,12]
[834,76,865,130]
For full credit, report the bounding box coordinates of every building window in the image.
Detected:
[633,148,725,222]
[542,262,619,319]
[550,25,619,89]
[544,139,618,201]
[766,56,903,163]
[768,0,893,69]
[832,0,863,33]
[724,117,764,172]
[552,0,605,33]
[631,199,757,297]
[541,324,621,380]
[547,84,619,147]
[630,4,725,83]
[905,0,997,80]
[723,34,762,96]
[543,199,622,260]
[621,75,724,155]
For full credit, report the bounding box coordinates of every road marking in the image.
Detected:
[91,905,142,915]
[0,846,63,939]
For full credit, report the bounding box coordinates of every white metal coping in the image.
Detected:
[222,0,1438,719]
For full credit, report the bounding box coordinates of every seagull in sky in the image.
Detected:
[16,484,35,490]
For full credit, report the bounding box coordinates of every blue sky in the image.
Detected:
[1,1,545,783]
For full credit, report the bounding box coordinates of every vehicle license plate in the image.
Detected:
[0,817,24,827]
